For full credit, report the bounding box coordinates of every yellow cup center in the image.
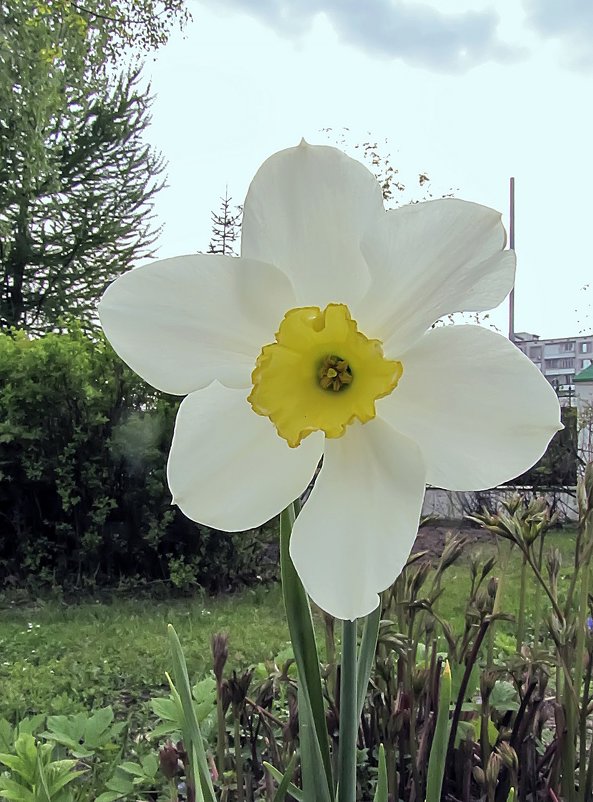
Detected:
[248,303,403,448]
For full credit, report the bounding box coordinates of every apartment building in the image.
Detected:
[514,332,593,390]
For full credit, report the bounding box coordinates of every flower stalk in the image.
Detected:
[337,619,358,802]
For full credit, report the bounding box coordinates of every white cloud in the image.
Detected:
[525,0,593,69]
[204,0,524,73]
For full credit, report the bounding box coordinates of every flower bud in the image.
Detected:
[486,753,501,786]
[159,740,180,779]
[497,742,518,773]
[473,766,486,786]
[211,632,229,684]
[412,667,428,695]
[480,669,497,700]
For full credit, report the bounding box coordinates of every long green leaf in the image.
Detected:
[356,605,381,719]
[373,745,388,802]
[36,751,51,802]
[265,763,304,802]
[279,504,333,802]
[298,683,323,802]
[167,626,216,802]
[166,678,205,802]
[264,752,298,802]
[426,660,451,802]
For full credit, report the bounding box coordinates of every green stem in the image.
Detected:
[216,682,227,775]
[234,715,244,802]
[564,526,584,619]
[338,619,358,802]
[323,612,337,701]
[525,549,565,622]
[578,647,593,802]
[516,552,528,651]
[561,683,577,802]
[532,536,545,645]
[575,521,592,802]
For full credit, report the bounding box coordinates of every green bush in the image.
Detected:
[0,328,275,590]
[509,404,578,487]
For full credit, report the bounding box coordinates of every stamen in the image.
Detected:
[318,354,353,392]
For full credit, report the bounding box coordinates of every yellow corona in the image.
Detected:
[248,303,403,447]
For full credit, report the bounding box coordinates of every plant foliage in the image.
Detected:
[0,328,276,590]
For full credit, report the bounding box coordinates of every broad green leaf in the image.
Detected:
[83,707,114,745]
[141,753,159,777]
[119,762,147,777]
[105,772,135,794]
[0,755,26,775]
[149,722,181,740]
[0,776,35,802]
[150,697,179,722]
[490,680,520,713]
[0,721,12,753]
[16,717,45,738]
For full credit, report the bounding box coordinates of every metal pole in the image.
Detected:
[508,177,515,342]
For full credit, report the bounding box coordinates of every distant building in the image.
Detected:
[514,332,593,396]
[575,363,593,468]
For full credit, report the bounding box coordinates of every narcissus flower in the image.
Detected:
[99,142,561,620]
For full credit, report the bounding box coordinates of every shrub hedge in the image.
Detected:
[0,329,275,591]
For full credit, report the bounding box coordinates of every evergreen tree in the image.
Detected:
[207,189,242,256]
[0,0,168,332]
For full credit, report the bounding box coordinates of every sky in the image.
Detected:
[142,0,593,339]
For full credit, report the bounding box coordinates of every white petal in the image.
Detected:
[241,141,384,309]
[379,325,562,490]
[99,255,296,394]
[290,419,426,620]
[354,199,515,355]
[167,382,323,531]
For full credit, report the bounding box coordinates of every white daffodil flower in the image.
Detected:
[99,141,562,621]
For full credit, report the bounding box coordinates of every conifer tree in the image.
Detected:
[207,189,242,257]
[0,0,174,332]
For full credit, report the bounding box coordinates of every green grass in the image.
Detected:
[0,527,580,724]
[437,528,579,630]
[0,585,291,721]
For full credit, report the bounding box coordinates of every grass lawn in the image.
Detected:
[0,527,580,724]
[0,584,291,721]
[437,528,580,627]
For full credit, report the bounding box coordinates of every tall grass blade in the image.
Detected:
[167,625,216,802]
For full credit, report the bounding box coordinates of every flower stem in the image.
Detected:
[516,551,528,651]
[338,618,358,802]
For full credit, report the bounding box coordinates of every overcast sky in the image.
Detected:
[142,0,593,339]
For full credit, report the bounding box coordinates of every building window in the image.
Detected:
[581,342,591,353]
[545,358,575,369]
[561,341,575,351]
[530,346,542,359]
[583,359,592,369]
